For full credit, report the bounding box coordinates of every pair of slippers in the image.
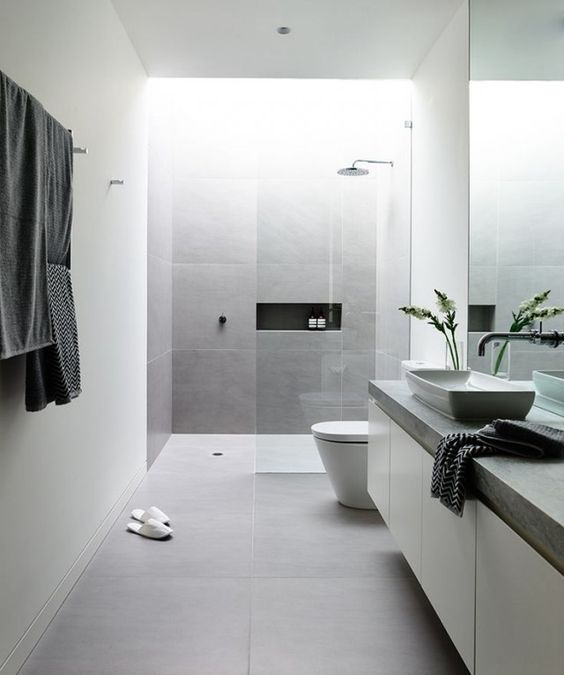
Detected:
[126,506,173,539]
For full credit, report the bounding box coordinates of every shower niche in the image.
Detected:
[256,303,342,331]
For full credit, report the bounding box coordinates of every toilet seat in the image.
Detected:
[311,421,368,444]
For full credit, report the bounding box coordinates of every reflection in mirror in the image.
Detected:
[468,0,564,380]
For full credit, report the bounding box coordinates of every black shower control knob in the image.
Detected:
[219,314,227,324]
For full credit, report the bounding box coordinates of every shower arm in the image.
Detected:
[352,159,394,168]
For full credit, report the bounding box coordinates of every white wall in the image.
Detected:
[411,2,469,366]
[0,2,148,672]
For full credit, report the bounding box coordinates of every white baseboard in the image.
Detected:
[0,463,146,675]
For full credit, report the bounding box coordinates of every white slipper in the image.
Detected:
[131,506,170,525]
[127,518,173,540]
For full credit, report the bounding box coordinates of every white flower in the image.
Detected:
[528,306,564,320]
[399,290,461,368]
[399,305,433,321]
[434,290,456,314]
[518,290,551,314]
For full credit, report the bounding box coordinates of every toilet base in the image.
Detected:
[313,437,376,510]
[338,499,377,511]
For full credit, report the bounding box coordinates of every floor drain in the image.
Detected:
[212,452,223,456]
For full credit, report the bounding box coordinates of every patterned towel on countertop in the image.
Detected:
[431,433,493,517]
[431,419,564,517]
[478,419,564,458]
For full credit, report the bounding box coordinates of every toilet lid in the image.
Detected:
[311,421,368,443]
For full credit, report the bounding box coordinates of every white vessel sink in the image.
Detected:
[533,371,564,416]
[405,369,535,420]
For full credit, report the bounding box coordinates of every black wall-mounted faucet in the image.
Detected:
[478,329,564,356]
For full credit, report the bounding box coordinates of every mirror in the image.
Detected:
[468,0,564,379]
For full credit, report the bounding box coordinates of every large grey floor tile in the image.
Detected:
[252,474,411,578]
[151,437,256,475]
[128,461,255,517]
[139,439,255,507]
[86,508,253,578]
[20,577,251,675]
[249,577,467,675]
[255,434,324,473]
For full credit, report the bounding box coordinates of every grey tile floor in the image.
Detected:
[20,435,468,675]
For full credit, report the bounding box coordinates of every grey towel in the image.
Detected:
[25,264,81,411]
[431,419,564,517]
[25,110,80,412]
[478,419,564,458]
[0,70,52,358]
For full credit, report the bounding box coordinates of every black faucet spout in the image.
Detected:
[477,329,564,356]
[477,331,535,356]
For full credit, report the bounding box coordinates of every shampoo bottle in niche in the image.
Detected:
[317,309,326,330]
[308,307,317,330]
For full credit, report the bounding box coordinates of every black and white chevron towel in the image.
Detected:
[431,433,493,517]
[25,263,81,412]
[431,420,564,517]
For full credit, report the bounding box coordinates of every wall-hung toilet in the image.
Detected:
[311,421,376,510]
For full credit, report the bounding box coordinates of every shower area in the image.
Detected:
[147,78,412,468]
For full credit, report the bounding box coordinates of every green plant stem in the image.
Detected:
[444,332,458,370]
[492,318,527,377]
[449,328,460,369]
[492,340,510,376]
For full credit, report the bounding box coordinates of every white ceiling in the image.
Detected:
[111,0,463,79]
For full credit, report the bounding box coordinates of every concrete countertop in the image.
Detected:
[369,380,564,575]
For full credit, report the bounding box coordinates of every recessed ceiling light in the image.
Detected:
[277,26,291,35]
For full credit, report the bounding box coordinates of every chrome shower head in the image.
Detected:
[337,166,369,176]
[337,158,393,176]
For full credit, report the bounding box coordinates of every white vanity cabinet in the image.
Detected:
[475,503,564,675]
[367,399,391,525]
[368,397,564,675]
[420,451,476,672]
[388,421,423,580]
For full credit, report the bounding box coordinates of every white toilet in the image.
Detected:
[311,421,376,510]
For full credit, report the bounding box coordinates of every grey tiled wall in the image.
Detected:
[147,351,172,466]
[171,176,258,432]
[169,80,412,433]
[468,331,564,381]
[173,349,256,433]
[470,83,564,380]
[147,97,173,465]
[374,124,412,379]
